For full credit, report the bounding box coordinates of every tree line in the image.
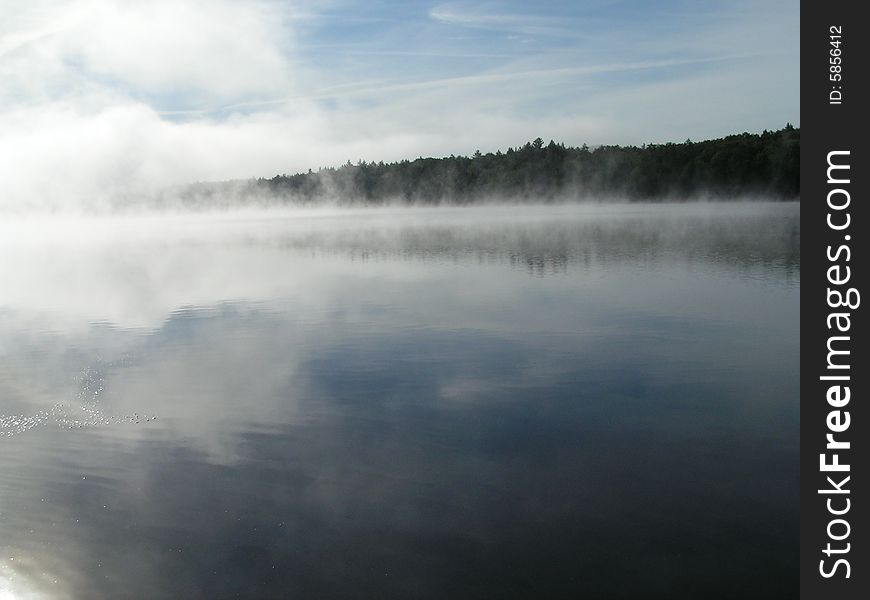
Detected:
[177,125,799,207]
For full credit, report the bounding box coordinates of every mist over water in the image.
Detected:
[1,0,801,595]
[0,202,798,598]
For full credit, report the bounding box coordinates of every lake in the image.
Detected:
[0,203,799,599]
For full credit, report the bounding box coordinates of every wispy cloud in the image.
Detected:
[429,3,581,38]
[0,0,798,213]
[159,54,749,118]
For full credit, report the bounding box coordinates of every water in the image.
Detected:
[0,203,799,599]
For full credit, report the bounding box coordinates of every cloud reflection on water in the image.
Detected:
[0,204,798,598]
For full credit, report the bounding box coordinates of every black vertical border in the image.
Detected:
[801,2,866,598]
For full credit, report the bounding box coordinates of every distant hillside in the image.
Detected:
[175,126,799,207]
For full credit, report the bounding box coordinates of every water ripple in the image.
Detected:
[1,364,156,439]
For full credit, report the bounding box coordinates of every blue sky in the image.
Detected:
[0,0,799,209]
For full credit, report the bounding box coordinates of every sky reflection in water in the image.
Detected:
[0,204,798,599]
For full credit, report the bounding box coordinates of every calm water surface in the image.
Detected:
[0,203,799,599]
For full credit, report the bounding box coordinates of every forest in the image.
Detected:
[176,125,799,207]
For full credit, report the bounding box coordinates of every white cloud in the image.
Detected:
[0,0,799,213]
[1,0,294,106]
[74,0,292,102]
[429,3,579,38]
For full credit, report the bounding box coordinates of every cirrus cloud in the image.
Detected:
[0,0,799,213]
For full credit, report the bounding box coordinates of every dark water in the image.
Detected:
[0,204,799,599]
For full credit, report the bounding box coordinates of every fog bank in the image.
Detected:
[1,0,798,213]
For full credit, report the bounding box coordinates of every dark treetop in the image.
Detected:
[176,126,799,207]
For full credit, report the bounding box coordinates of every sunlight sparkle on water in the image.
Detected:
[0,365,156,438]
